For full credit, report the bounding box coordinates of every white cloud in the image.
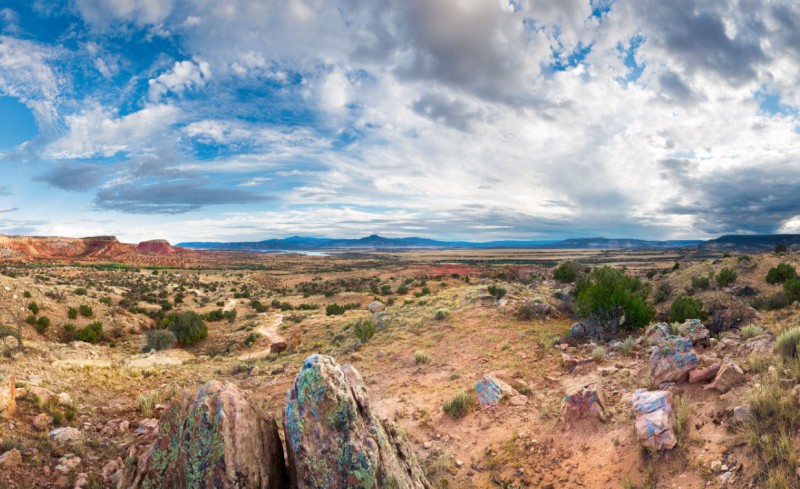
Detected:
[148,59,211,101]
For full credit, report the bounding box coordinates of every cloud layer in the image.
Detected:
[0,0,798,242]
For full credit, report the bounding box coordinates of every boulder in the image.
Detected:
[689,364,720,384]
[269,341,288,354]
[475,375,519,407]
[705,300,760,335]
[284,354,430,489]
[677,319,709,345]
[119,380,288,489]
[367,301,386,314]
[737,332,775,357]
[645,323,670,344]
[705,357,745,393]
[0,449,21,468]
[49,427,84,450]
[0,375,15,419]
[733,405,751,423]
[650,336,698,385]
[569,322,588,337]
[561,384,607,424]
[632,389,677,450]
[33,413,51,430]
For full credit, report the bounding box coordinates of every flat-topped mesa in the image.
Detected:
[136,239,179,255]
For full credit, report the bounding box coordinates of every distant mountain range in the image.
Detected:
[178,234,706,251]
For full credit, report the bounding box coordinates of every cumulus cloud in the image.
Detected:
[148,59,211,101]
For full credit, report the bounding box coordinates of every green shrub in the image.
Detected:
[99,297,112,306]
[434,308,449,320]
[75,322,103,344]
[24,315,36,325]
[576,267,654,334]
[715,267,737,287]
[553,262,578,283]
[741,324,764,340]
[67,307,78,320]
[691,275,710,290]
[35,316,50,335]
[776,327,800,360]
[162,311,207,345]
[443,391,475,418]
[766,263,796,284]
[668,296,705,323]
[751,291,791,311]
[487,284,507,299]
[27,302,39,314]
[74,287,87,296]
[784,279,800,302]
[243,332,259,347]
[78,304,93,318]
[414,349,431,365]
[22,291,31,298]
[353,319,376,343]
[653,282,672,304]
[774,242,788,254]
[325,303,359,316]
[144,329,177,351]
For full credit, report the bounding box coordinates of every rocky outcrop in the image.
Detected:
[632,389,676,450]
[136,240,178,255]
[561,384,606,424]
[677,319,709,345]
[0,376,15,419]
[705,357,745,393]
[284,354,430,489]
[120,380,288,489]
[650,336,698,385]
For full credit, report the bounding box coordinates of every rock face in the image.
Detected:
[689,364,720,384]
[650,336,698,385]
[561,384,607,424]
[645,323,670,344]
[677,319,709,345]
[0,375,15,419]
[475,375,519,407]
[136,239,177,255]
[705,357,745,393]
[120,380,288,489]
[284,354,430,489]
[632,389,677,450]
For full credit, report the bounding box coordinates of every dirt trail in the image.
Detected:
[237,314,285,360]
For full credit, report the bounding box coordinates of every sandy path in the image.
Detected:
[237,314,284,360]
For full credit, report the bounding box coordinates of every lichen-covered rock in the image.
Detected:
[705,357,745,393]
[119,380,288,489]
[677,319,709,345]
[737,332,775,356]
[0,375,15,419]
[632,389,676,450]
[475,375,519,407]
[284,354,430,489]
[561,384,606,425]
[645,323,670,344]
[650,336,698,385]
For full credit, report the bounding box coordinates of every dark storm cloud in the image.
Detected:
[94,181,272,214]
[658,72,698,104]
[634,0,768,85]
[34,162,108,192]
[659,160,800,234]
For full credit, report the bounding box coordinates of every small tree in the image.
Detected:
[162,311,207,345]
[144,329,177,352]
[669,296,705,323]
[353,319,376,343]
[576,267,655,337]
[553,262,578,283]
[766,263,796,284]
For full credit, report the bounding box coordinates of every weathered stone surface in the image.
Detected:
[737,332,775,357]
[368,301,386,314]
[733,404,751,423]
[677,319,709,345]
[475,375,519,407]
[0,375,15,419]
[632,389,676,450]
[49,427,84,449]
[0,449,21,468]
[645,323,670,344]
[284,354,430,489]
[689,364,720,384]
[561,384,606,424]
[120,380,288,489]
[33,413,50,430]
[706,357,745,393]
[650,336,698,385]
[269,341,288,354]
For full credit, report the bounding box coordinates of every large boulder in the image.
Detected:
[645,323,670,344]
[119,380,288,488]
[650,336,698,385]
[737,332,775,357]
[0,375,15,419]
[705,300,759,335]
[368,301,386,314]
[284,354,430,489]
[632,389,677,450]
[561,384,607,425]
[705,357,745,393]
[475,375,519,407]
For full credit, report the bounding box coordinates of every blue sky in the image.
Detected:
[0,0,799,243]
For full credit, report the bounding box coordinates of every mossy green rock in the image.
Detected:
[120,380,288,488]
[284,354,430,489]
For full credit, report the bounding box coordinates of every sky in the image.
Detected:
[0,0,799,244]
